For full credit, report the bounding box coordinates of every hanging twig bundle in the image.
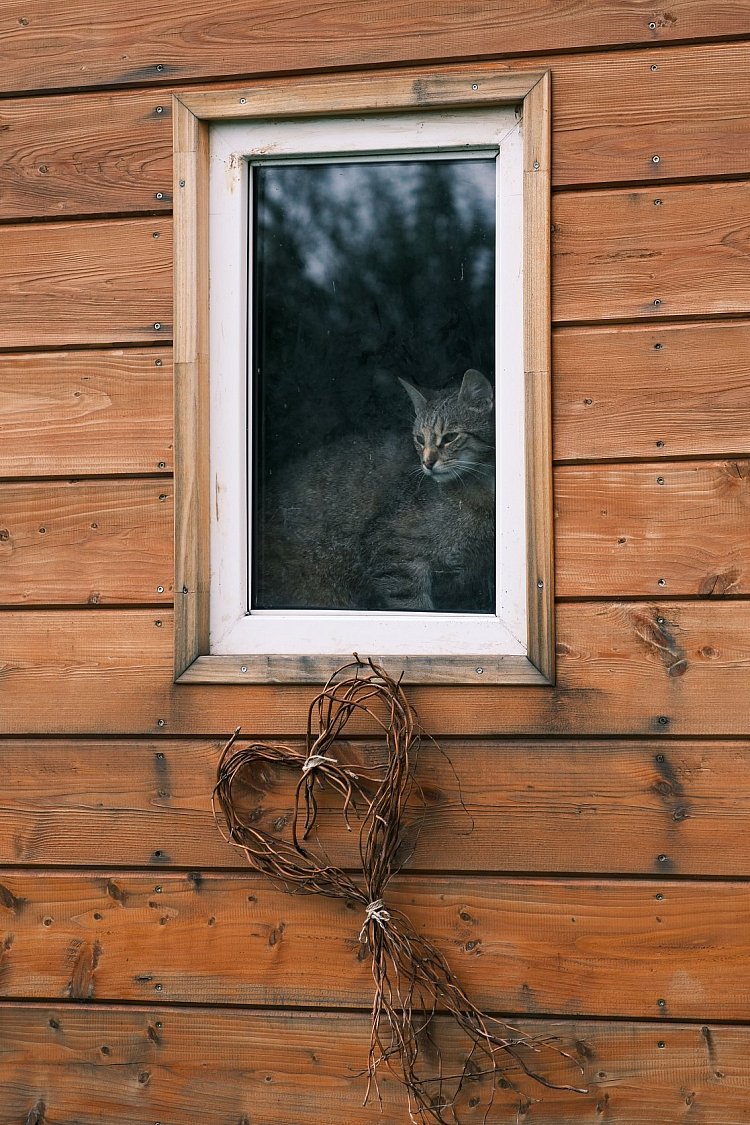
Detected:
[213,657,585,1122]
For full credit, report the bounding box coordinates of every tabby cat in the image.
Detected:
[255,369,495,613]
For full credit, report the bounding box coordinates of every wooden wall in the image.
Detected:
[1,4,750,1121]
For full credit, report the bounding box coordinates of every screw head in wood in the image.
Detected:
[652,154,661,164]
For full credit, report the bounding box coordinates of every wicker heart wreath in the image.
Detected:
[213,658,585,1122]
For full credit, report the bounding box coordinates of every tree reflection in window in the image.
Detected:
[251,158,496,614]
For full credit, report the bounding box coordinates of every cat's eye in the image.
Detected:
[442,432,459,444]
[415,434,425,446]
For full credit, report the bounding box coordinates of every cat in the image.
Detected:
[254,368,495,614]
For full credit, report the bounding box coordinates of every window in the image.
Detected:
[173,67,552,685]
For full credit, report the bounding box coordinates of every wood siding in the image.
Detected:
[1,6,750,1122]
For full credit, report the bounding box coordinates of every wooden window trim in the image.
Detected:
[173,64,553,686]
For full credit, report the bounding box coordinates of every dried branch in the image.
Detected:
[213,657,586,1121]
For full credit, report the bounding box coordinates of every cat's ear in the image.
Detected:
[459,368,493,409]
[398,377,428,414]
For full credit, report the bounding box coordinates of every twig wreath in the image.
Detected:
[213,657,585,1122]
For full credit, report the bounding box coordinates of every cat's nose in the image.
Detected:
[422,448,438,469]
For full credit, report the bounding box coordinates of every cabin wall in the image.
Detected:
[1,5,750,1121]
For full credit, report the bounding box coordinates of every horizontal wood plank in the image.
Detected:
[2,1005,748,1123]
[553,321,750,461]
[0,92,171,220]
[0,349,173,476]
[550,41,750,186]
[3,44,750,221]
[0,480,173,606]
[2,738,749,876]
[0,323,742,479]
[553,180,750,323]
[0,871,749,1019]
[556,459,750,597]
[0,601,749,734]
[0,218,171,349]
[3,3,747,96]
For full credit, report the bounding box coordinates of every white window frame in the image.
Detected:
[209,111,525,661]
[173,66,553,685]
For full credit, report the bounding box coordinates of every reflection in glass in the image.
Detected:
[251,158,496,614]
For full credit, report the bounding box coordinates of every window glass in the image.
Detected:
[251,157,496,615]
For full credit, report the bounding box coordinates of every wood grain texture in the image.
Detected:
[553,180,750,323]
[0,218,171,349]
[3,41,750,222]
[556,459,750,597]
[0,91,171,220]
[173,100,210,676]
[553,321,750,462]
[1,871,749,1018]
[2,1005,748,1124]
[0,349,173,476]
[550,41,750,186]
[523,73,555,681]
[0,601,749,735]
[2,2,747,95]
[1,738,749,876]
[0,480,173,606]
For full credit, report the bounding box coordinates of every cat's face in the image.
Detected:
[400,369,495,483]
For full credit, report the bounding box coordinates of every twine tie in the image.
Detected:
[359,897,391,943]
[301,753,338,775]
